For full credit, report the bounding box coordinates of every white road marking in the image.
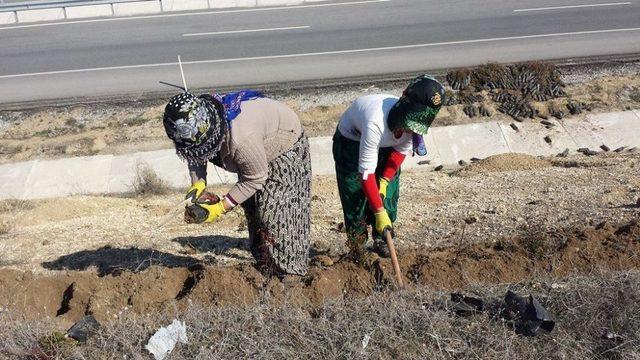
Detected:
[183,25,310,37]
[0,0,390,31]
[514,2,631,12]
[2,27,640,79]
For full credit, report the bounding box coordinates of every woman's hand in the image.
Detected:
[184,193,226,224]
[185,179,206,203]
[374,209,393,236]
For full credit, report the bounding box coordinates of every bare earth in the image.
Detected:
[0,151,638,330]
[0,152,637,273]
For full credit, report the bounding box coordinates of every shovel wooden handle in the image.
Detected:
[384,230,404,289]
[158,198,192,228]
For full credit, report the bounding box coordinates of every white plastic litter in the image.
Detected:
[361,334,371,349]
[145,319,188,360]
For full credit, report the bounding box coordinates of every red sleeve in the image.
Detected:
[381,150,406,180]
[361,173,383,210]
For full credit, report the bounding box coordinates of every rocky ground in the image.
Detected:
[1,152,638,274]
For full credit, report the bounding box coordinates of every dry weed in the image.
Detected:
[1,272,639,359]
[0,199,34,214]
[0,218,13,235]
[132,163,171,196]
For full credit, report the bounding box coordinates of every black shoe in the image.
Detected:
[372,236,391,258]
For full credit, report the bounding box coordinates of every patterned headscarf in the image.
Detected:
[387,74,445,135]
[163,90,265,165]
[163,92,226,165]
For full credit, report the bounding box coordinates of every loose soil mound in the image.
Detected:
[0,220,638,327]
[453,153,550,176]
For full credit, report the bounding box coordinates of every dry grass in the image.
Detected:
[1,271,639,359]
[0,218,12,235]
[132,163,171,196]
[0,200,28,235]
[0,199,34,214]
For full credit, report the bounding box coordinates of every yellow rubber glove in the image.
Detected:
[185,179,206,203]
[185,200,226,224]
[374,209,393,235]
[379,177,390,200]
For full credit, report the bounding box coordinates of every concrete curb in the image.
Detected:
[1,110,639,200]
[65,4,113,18]
[1,0,330,25]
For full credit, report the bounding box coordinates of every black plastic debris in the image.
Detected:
[503,290,555,337]
[450,293,484,316]
[510,123,519,132]
[557,148,570,158]
[463,104,479,118]
[566,101,584,115]
[479,105,492,117]
[434,165,444,171]
[540,120,554,127]
[577,148,598,156]
[600,144,610,152]
[67,315,100,343]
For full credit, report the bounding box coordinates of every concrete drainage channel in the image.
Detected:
[0,0,330,25]
[0,109,639,200]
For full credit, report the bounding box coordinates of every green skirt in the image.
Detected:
[332,130,400,251]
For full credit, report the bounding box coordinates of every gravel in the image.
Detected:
[560,60,640,84]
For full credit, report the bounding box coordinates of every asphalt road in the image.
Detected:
[0,0,639,104]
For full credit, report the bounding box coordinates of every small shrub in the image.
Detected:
[35,331,77,359]
[132,163,170,196]
[124,117,151,127]
[629,87,640,103]
[520,230,550,259]
[0,218,12,235]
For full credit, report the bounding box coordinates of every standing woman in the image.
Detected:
[162,90,311,276]
[333,75,445,258]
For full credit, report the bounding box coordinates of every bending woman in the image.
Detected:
[333,75,445,258]
[162,91,311,276]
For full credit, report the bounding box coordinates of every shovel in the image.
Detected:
[384,229,404,289]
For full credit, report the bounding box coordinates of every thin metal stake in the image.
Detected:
[178,55,188,92]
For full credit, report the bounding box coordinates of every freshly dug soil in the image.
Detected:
[1,219,638,327]
[452,153,551,176]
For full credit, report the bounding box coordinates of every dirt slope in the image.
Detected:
[0,152,638,327]
[0,218,638,328]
